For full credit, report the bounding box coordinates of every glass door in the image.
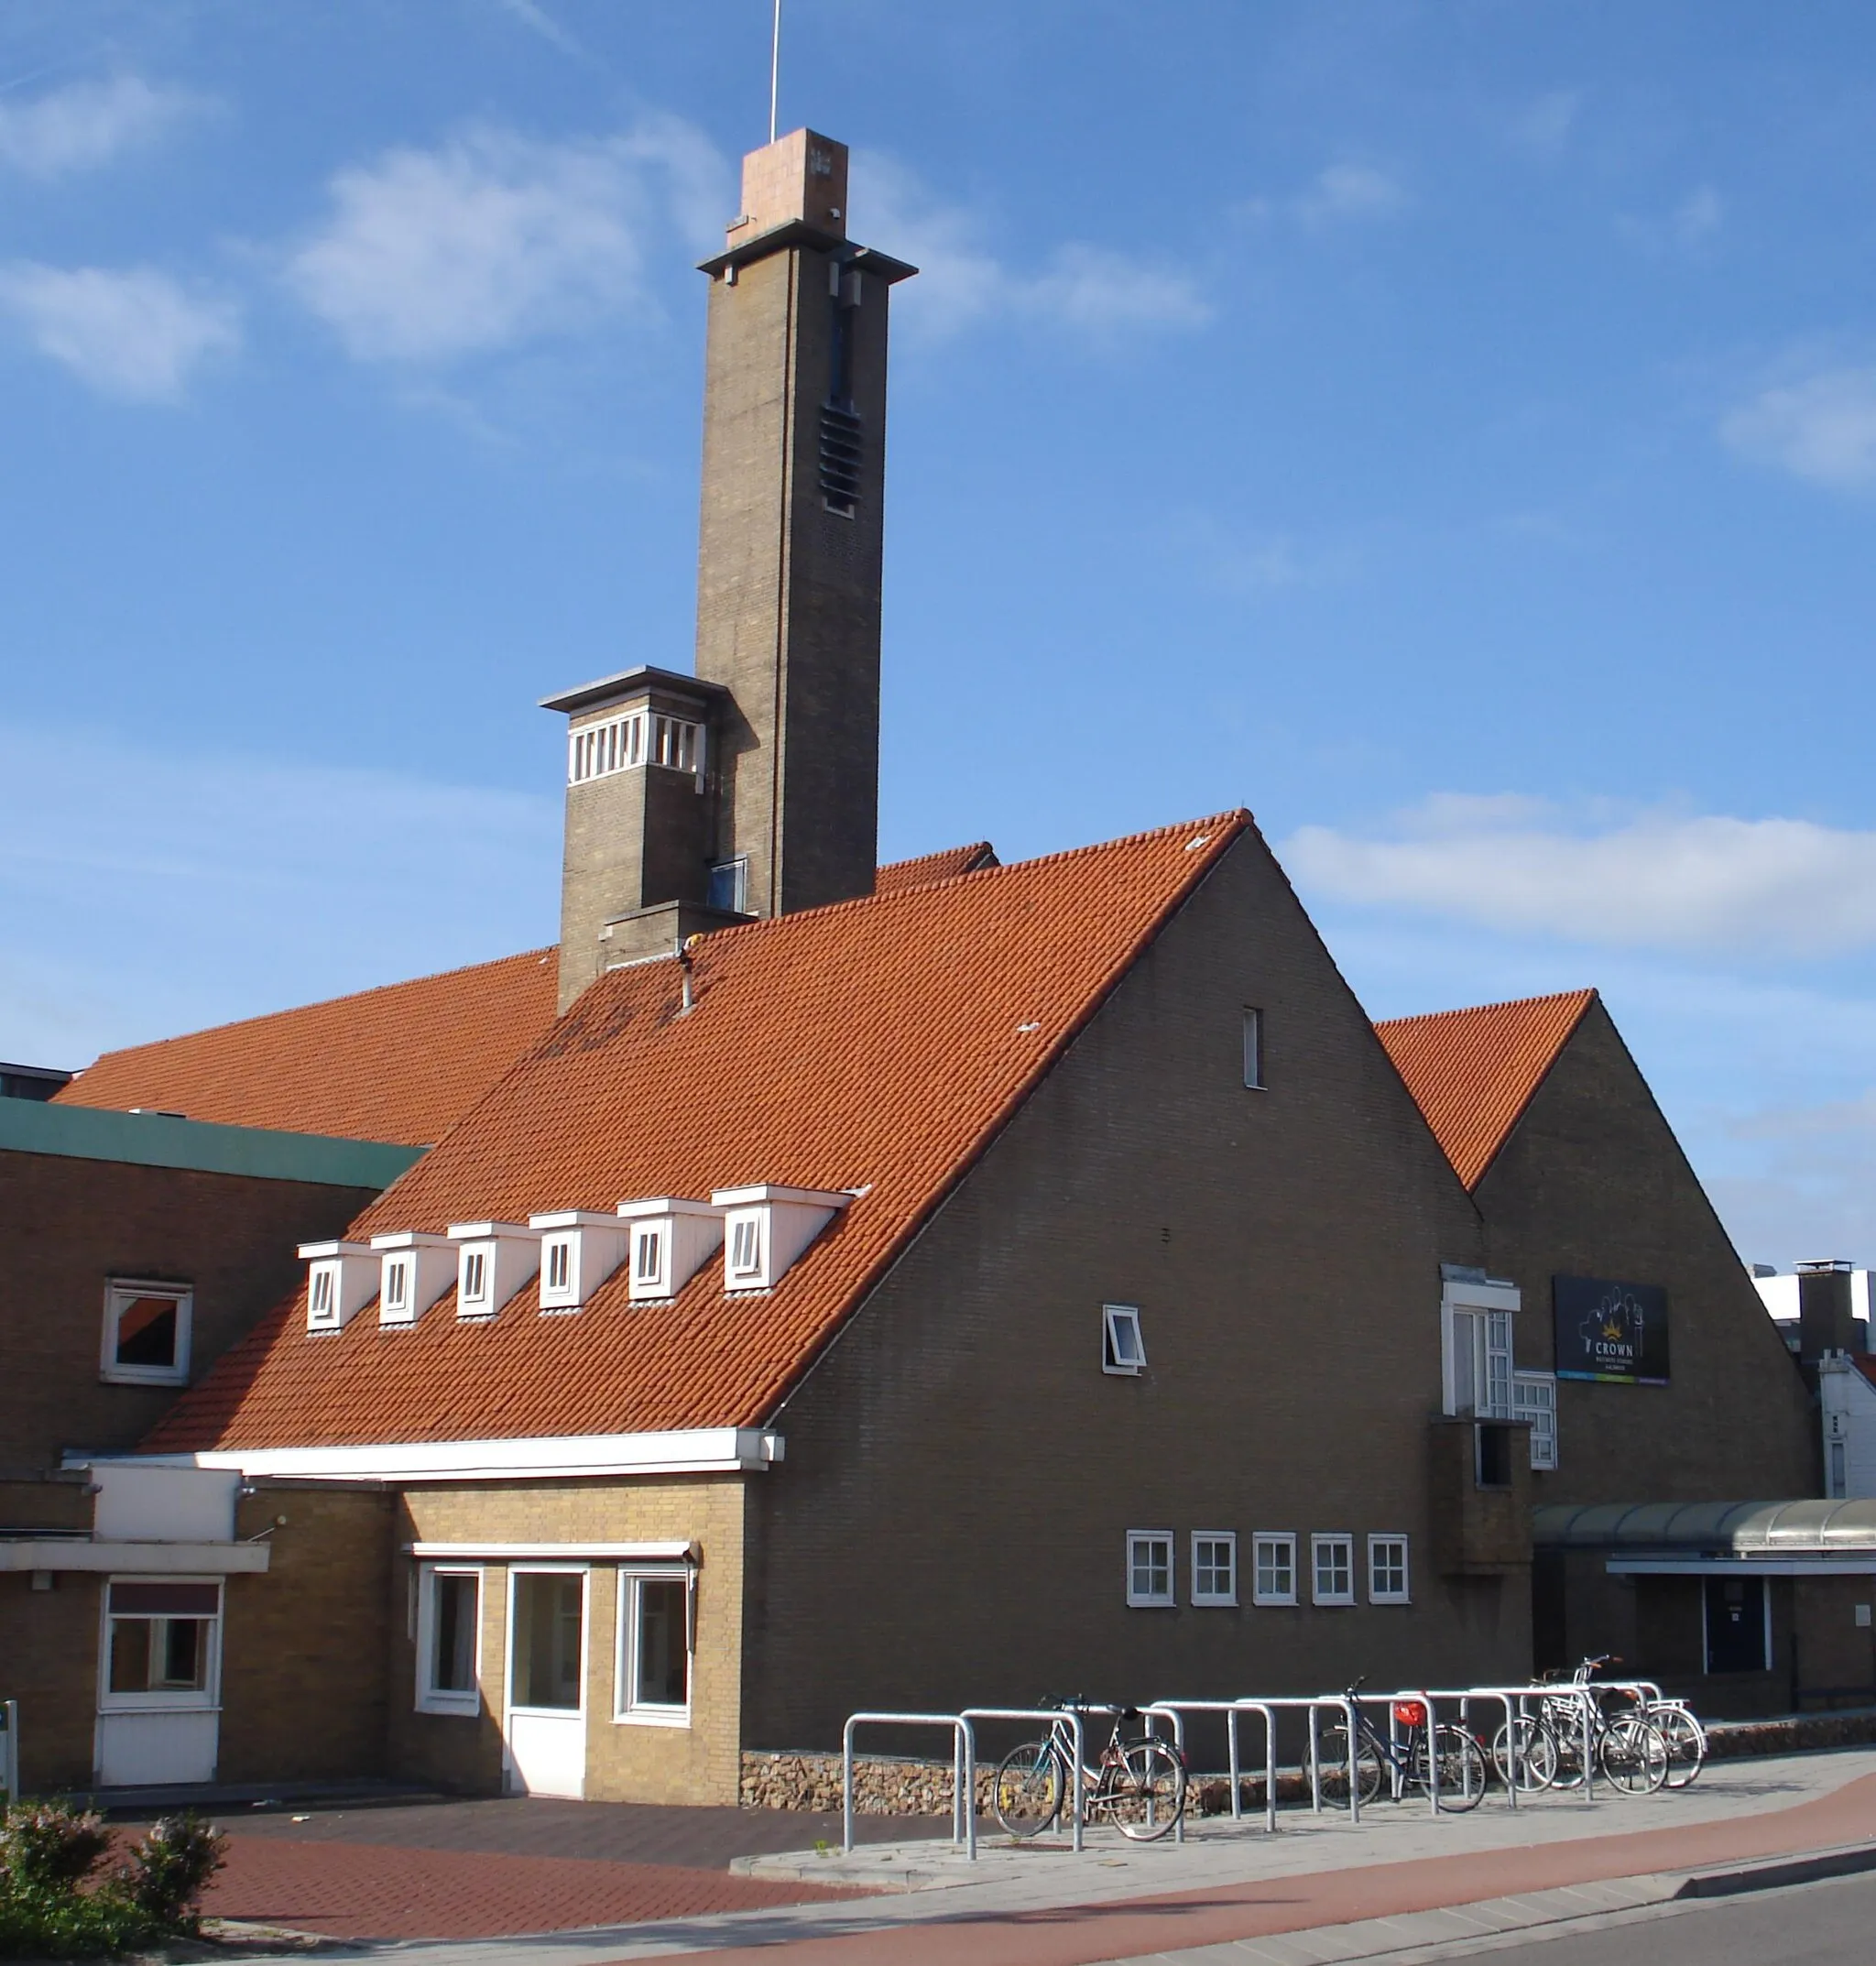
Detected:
[503,1567,587,1797]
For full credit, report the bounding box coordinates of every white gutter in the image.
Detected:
[406,1540,695,1562]
[93,1426,783,1483]
[1609,1556,1876,1577]
[0,1541,271,1575]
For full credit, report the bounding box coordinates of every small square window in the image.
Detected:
[1126,1531,1174,1607]
[1192,1532,1237,1606]
[1243,1007,1265,1090]
[1369,1535,1410,1604]
[1312,1534,1355,1606]
[1103,1305,1146,1375]
[1251,1533,1295,1605]
[617,1570,692,1724]
[416,1566,481,1715]
[101,1282,192,1387]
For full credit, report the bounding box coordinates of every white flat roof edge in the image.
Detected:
[1609,1556,1876,1576]
[0,1541,271,1574]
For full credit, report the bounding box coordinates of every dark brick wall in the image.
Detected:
[0,1152,383,1473]
[1474,1002,1817,1505]
[0,1545,101,1793]
[744,827,1507,1752]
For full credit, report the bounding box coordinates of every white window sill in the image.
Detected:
[417,1693,481,1717]
[1102,1364,1144,1377]
[1251,1595,1297,1607]
[616,1706,691,1729]
[1125,1597,1175,1610]
[99,1696,219,1713]
[100,1367,189,1388]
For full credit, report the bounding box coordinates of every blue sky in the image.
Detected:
[5,0,1876,1267]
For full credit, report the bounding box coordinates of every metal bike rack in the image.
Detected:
[1413,1685,1525,1810]
[960,1705,1091,1854]
[841,1711,976,1857]
[1141,1699,1279,1841]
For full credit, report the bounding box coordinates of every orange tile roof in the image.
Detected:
[57,949,560,1148]
[145,814,1246,1452]
[1375,989,1597,1190]
[61,852,998,1148]
[874,842,998,893]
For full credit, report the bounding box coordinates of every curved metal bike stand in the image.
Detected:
[841,1711,976,1858]
[959,1705,1090,1854]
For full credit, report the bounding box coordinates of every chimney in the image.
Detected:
[1796,1259,1859,1362]
[693,129,916,922]
[543,131,914,1011]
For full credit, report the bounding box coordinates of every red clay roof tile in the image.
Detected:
[873,843,998,893]
[56,948,560,1148]
[1375,988,1598,1190]
[144,814,1247,1452]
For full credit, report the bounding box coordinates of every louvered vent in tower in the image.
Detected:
[819,405,862,516]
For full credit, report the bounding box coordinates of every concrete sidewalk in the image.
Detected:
[201,1746,1876,1964]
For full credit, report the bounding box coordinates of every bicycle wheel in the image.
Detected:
[1599,1716,1669,1794]
[1108,1738,1186,1841]
[1315,1724,1384,1806]
[1491,1715,1557,1792]
[992,1741,1063,1838]
[1412,1725,1489,1812]
[1652,1706,1706,1789]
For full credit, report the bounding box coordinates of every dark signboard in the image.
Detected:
[1553,1276,1670,1385]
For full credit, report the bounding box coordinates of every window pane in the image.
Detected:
[115,1296,179,1368]
[108,1618,153,1692]
[433,1574,478,1694]
[636,1579,689,1707]
[511,1573,584,1709]
[1451,1310,1478,1414]
[158,1619,209,1689]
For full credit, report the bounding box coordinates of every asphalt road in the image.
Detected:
[1426,1868,1876,1965]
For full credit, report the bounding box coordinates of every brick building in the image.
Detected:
[10,128,1836,1799]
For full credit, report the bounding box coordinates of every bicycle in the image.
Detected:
[1500,1656,1669,1795]
[1316,1678,1489,1813]
[991,1698,1187,1841]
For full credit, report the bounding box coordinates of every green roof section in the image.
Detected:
[0,1097,425,1190]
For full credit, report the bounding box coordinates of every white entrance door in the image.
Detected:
[504,1567,588,1797]
[95,1578,223,1787]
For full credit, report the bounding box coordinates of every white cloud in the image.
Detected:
[1294,163,1409,226]
[1287,796,1876,956]
[1722,367,1876,492]
[0,721,559,1064]
[0,73,203,177]
[1674,186,1724,248]
[851,151,1208,347]
[0,262,239,400]
[1508,89,1581,158]
[283,118,729,364]
[492,0,583,57]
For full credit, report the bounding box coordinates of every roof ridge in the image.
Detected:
[1375,986,1598,1033]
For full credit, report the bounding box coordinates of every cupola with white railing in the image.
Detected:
[529,1210,631,1312]
[370,1230,457,1327]
[447,1220,542,1319]
[616,1197,725,1303]
[301,1240,378,1332]
[712,1185,851,1293]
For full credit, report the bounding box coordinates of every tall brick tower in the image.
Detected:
[546,128,915,1010]
[694,128,916,922]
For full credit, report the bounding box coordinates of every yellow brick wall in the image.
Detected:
[390,1476,746,1805]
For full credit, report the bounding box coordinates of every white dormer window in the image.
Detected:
[529,1211,630,1312]
[445,1222,542,1319]
[1103,1304,1146,1375]
[568,709,704,785]
[711,1185,852,1293]
[370,1232,457,1327]
[300,1240,378,1332]
[617,1198,725,1303]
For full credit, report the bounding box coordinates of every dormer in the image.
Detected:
[529,1210,630,1312]
[370,1231,457,1327]
[711,1185,852,1293]
[300,1240,377,1333]
[616,1197,725,1303]
[447,1220,542,1319]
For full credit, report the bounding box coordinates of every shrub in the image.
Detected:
[0,1800,224,1959]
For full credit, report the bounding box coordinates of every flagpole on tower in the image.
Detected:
[769,0,781,143]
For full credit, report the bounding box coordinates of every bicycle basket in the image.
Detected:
[1391,1700,1427,1727]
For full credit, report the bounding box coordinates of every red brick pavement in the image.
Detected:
[205,1834,864,1940]
[624,1771,1876,1966]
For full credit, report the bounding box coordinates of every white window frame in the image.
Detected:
[1242,1007,1265,1090]
[1311,1533,1355,1606]
[1512,1371,1558,1471]
[1368,1534,1411,1604]
[415,1564,483,1716]
[615,1567,694,1728]
[1191,1531,1238,1607]
[98,1576,222,1712]
[1102,1304,1147,1375]
[568,708,704,786]
[1251,1532,1296,1606]
[504,1563,590,1720]
[99,1280,193,1387]
[1126,1530,1174,1608]
[726,1214,764,1284]
[1441,1281,1521,1418]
